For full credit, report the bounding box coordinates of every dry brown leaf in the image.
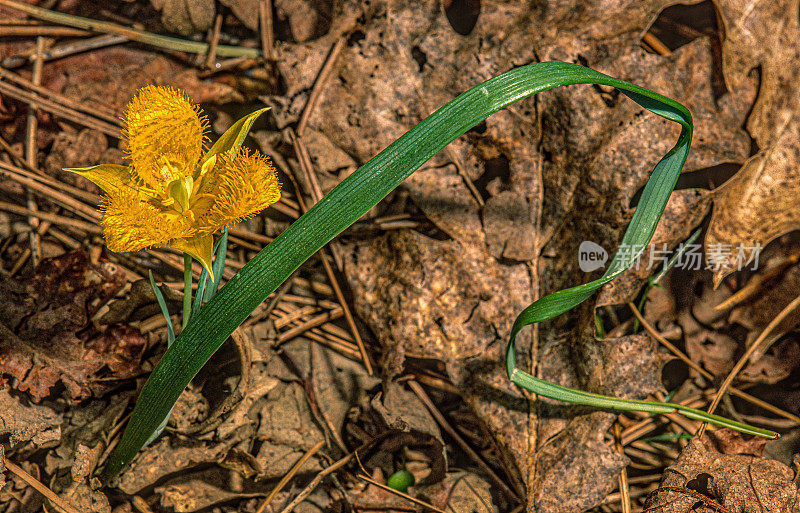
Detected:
[0,251,143,401]
[219,0,259,30]
[41,46,239,116]
[156,468,266,513]
[729,244,800,348]
[705,0,800,286]
[0,388,61,446]
[117,438,236,494]
[644,435,799,512]
[252,380,325,479]
[150,0,215,36]
[45,395,132,476]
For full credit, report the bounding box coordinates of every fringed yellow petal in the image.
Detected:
[195,148,281,234]
[100,190,195,253]
[122,85,208,188]
[172,234,215,279]
[64,164,137,195]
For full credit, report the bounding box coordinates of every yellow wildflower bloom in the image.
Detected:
[67,85,281,276]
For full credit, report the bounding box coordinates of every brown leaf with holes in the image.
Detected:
[644,435,799,512]
[705,0,800,286]
[0,251,143,401]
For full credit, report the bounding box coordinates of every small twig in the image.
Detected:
[198,56,256,77]
[254,440,325,513]
[229,227,273,245]
[274,303,323,328]
[0,159,101,204]
[0,132,30,170]
[0,0,261,58]
[0,202,99,232]
[204,14,223,69]
[259,0,274,60]
[0,65,119,123]
[700,293,800,435]
[3,458,81,513]
[613,422,632,513]
[297,35,346,137]
[2,34,128,69]
[0,25,90,37]
[305,329,361,360]
[0,79,120,136]
[8,223,54,276]
[25,36,46,267]
[277,307,344,342]
[641,32,672,57]
[277,451,355,513]
[0,161,99,220]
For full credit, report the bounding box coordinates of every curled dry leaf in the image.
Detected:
[729,248,800,351]
[705,0,800,286]
[644,435,799,512]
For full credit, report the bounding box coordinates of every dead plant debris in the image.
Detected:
[1,1,800,512]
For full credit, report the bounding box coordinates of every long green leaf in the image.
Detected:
[147,271,174,346]
[101,61,769,480]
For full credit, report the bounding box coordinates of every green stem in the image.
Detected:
[182,254,192,329]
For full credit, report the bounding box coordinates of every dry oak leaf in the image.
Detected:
[644,435,799,512]
[0,251,143,401]
[705,0,800,286]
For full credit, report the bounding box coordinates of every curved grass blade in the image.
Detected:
[145,271,175,446]
[102,61,771,480]
[147,271,174,346]
[509,369,776,438]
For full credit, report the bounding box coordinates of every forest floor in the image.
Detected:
[2,1,800,512]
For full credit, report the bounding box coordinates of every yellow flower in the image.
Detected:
[66,85,281,277]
